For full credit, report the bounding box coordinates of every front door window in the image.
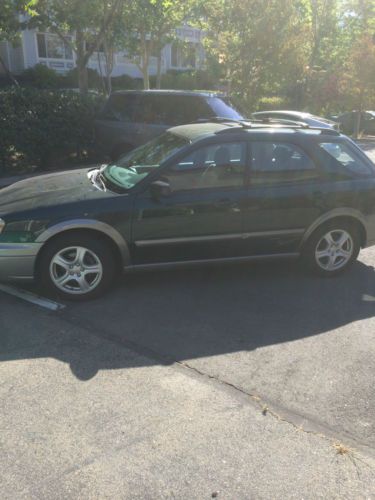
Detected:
[162,142,247,191]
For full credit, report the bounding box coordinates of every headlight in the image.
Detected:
[0,218,5,234]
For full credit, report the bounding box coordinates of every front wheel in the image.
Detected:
[303,223,360,276]
[38,234,116,300]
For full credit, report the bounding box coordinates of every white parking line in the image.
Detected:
[0,284,65,311]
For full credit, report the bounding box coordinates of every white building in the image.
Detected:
[0,25,205,79]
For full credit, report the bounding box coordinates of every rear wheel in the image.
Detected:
[38,234,116,300]
[303,222,360,276]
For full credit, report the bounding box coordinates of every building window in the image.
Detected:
[171,43,196,69]
[36,33,73,60]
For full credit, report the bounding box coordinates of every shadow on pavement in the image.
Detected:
[3,258,373,380]
[2,258,375,381]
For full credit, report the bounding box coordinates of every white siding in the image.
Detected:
[2,25,205,78]
[22,29,38,69]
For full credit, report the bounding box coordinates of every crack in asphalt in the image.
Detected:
[176,360,375,476]
[56,309,375,466]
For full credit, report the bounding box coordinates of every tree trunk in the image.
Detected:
[76,30,88,94]
[96,51,106,94]
[0,54,19,86]
[142,64,150,90]
[77,64,88,94]
[156,51,162,89]
[353,88,364,139]
[103,39,114,95]
[140,32,150,90]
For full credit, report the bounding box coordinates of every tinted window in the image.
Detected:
[135,95,213,125]
[105,94,138,121]
[207,97,244,120]
[319,142,373,177]
[162,142,246,191]
[250,142,317,184]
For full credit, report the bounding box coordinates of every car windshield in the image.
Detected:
[103,132,189,190]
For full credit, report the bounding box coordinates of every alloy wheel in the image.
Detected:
[49,246,103,295]
[314,229,353,272]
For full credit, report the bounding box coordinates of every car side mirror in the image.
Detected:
[150,180,171,200]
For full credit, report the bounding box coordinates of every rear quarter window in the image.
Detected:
[319,142,374,177]
[103,94,138,121]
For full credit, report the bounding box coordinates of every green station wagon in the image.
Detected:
[1,119,375,300]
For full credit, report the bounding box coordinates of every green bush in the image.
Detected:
[21,64,61,89]
[111,74,143,90]
[64,67,103,90]
[256,96,289,111]
[158,70,217,91]
[0,87,104,174]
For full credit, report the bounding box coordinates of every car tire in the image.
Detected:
[38,233,116,300]
[302,221,360,277]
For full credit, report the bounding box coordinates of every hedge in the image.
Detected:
[0,87,104,175]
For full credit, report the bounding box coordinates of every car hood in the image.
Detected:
[0,168,116,215]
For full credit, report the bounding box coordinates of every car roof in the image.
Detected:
[253,110,312,118]
[110,90,225,98]
[168,121,341,142]
[170,122,231,141]
[253,110,336,125]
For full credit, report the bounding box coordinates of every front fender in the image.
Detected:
[36,219,131,266]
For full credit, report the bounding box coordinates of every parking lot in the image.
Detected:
[1,142,375,498]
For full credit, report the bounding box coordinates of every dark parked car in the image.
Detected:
[1,120,375,300]
[335,111,375,136]
[252,110,340,131]
[95,90,244,160]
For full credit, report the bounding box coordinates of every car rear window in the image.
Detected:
[206,97,243,120]
[319,142,374,177]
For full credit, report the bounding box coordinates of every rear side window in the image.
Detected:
[319,142,373,177]
[135,95,213,126]
[104,94,138,122]
[250,142,317,185]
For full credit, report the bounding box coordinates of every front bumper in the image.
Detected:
[0,242,42,281]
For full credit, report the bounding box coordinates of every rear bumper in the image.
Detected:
[0,243,41,281]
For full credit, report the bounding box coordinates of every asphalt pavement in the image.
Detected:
[1,140,375,498]
[2,252,375,498]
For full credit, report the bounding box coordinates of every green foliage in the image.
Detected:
[0,87,104,174]
[157,70,216,90]
[256,97,290,112]
[21,64,60,88]
[64,67,103,90]
[111,75,143,90]
[204,0,375,113]
[119,0,205,89]
[0,1,33,41]
[28,0,124,92]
